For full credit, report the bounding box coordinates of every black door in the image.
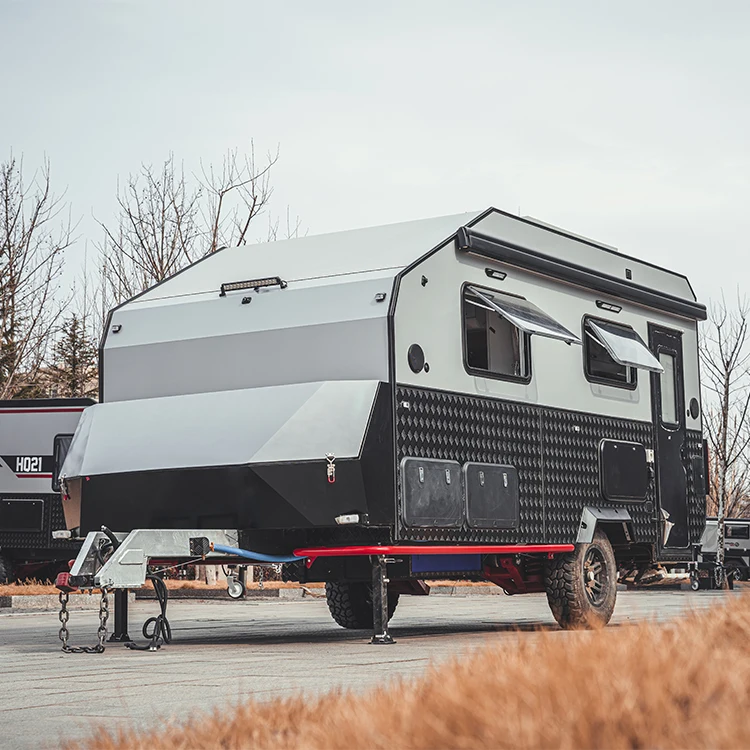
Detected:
[649,325,689,549]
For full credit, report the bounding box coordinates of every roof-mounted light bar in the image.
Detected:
[219,276,288,297]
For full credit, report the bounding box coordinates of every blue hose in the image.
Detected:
[211,543,306,564]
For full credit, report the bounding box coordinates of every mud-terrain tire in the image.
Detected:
[545,529,617,630]
[325,581,399,629]
[0,554,14,584]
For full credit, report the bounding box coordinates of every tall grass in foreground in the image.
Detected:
[81,595,750,750]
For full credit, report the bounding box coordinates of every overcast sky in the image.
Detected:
[2,0,748,305]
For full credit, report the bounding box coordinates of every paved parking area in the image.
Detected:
[0,588,737,750]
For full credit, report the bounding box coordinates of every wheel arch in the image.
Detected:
[576,506,635,546]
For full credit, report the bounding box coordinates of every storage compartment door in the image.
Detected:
[400,458,463,528]
[599,440,649,502]
[464,462,520,529]
[0,498,44,532]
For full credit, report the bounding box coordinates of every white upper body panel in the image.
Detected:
[105,213,481,402]
[394,241,702,426]
[104,208,701,416]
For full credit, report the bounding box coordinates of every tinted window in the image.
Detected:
[463,288,529,381]
[659,352,678,425]
[584,318,636,388]
[52,434,73,492]
[727,524,750,540]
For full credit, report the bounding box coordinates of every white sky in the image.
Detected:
[1,0,748,306]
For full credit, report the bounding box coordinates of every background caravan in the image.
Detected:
[0,399,93,583]
[58,208,707,641]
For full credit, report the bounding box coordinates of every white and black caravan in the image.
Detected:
[59,208,707,639]
[0,399,93,582]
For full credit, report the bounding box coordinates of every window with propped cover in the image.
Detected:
[462,285,581,383]
[583,316,663,389]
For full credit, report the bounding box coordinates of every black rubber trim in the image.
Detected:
[0,398,95,408]
[456,226,707,322]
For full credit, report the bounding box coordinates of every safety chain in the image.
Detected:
[58,589,110,654]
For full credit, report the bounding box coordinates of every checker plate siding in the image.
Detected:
[685,429,707,546]
[395,386,665,545]
[396,387,542,544]
[542,409,657,544]
[0,494,71,550]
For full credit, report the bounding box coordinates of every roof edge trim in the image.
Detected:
[456,226,707,322]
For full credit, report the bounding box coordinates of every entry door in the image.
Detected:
[648,325,689,549]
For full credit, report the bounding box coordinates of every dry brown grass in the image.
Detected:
[0,579,83,596]
[75,593,750,750]
[163,580,325,591]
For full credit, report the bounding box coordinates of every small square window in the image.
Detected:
[584,318,637,389]
[659,351,678,425]
[52,434,73,492]
[726,524,750,540]
[463,287,530,382]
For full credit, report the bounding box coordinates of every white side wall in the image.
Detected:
[394,242,702,428]
[104,272,395,402]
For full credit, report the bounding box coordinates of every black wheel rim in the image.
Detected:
[583,547,608,606]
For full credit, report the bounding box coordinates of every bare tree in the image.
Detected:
[199,143,278,253]
[700,295,750,584]
[98,146,281,308]
[0,154,73,398]
[265,205,305,243]
[97,155,202,306]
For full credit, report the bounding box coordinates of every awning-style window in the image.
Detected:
[587,320,664,372]
[466,286,581,345]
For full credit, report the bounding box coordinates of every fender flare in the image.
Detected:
[576,506,635,545]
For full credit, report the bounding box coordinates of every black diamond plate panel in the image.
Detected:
[685,430,707,546]
[542,409,657,545]
[396,386,543,544]
[396,385,665,547]
[0,494,71,551]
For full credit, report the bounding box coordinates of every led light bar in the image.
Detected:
[219,276,288,297]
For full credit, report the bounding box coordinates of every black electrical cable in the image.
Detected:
[125,574,172,651]
[95,526,120,566]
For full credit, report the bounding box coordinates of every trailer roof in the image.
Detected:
[135,211,481,304]
[131,208,698,309]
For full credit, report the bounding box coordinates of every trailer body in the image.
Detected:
[59,208,708,631]
[0,399,93,581]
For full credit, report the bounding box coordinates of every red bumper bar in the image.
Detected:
[294,544,574,564]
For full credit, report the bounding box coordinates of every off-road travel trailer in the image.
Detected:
[0,399,93,582]
[59,208,707,636]
[691,517,750,589]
